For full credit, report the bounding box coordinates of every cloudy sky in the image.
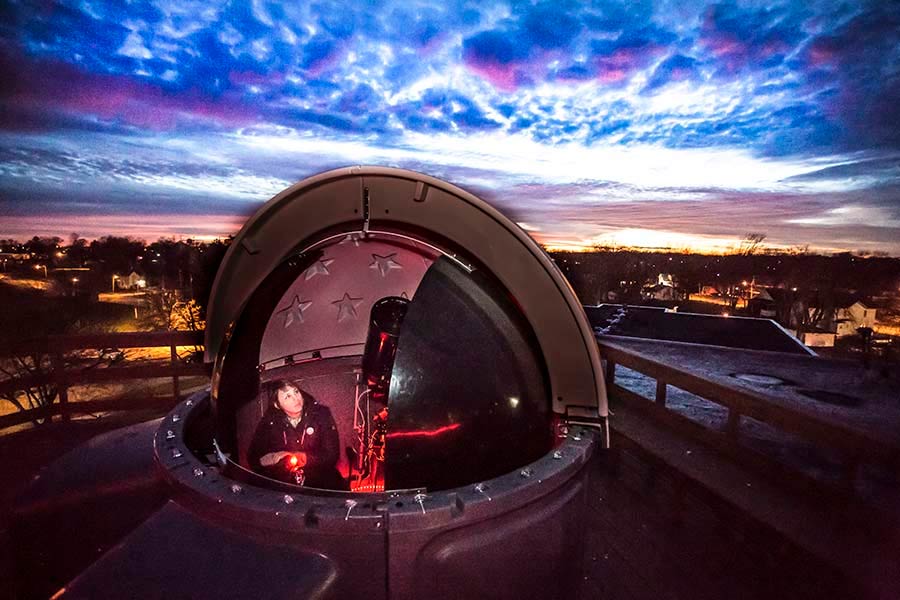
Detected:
[0,0,898,253]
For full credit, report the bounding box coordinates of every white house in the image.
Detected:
[835,302,877,337]
[116,271,147,290]
[801,331,836,347]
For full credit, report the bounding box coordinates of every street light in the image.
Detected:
[34,264,47,277]
[112,274,119,293]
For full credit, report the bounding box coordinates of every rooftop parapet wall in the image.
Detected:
[597,334,900,596]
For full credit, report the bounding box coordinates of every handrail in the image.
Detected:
[599,340,892,459]
[0,330,210,430]
[596,335,899,495]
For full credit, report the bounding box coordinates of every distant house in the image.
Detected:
[0,252,31,261]
[116,271,147,290]
[807,300,877,338]
[642,273,682,301]
[801,331,836,347]
[747,288,777,318]
[763,287,825,332]
[834,301,876,337]
[642,284,679,302]
[656,273,675,287]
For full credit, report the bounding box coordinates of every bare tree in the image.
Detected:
[738,233,767,256]
[170,299,205,332]
[141,289,181,330]
[0,351,59,425]
[798,302,827,335]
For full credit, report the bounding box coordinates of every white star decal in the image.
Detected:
[370,253,402,277]
[332,292,364,322]
[276,295,312,328]
[303,257,334,280]
[339,233,363,247]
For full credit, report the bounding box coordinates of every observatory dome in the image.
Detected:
[205,167,607,493]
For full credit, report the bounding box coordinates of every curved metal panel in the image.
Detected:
[365,172,607,417]
[384,258,552,491]
[205,168,365,362]
[204,167,606,418]
[258,235,433,366]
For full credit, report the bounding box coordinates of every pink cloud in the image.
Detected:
[466,60,520,92]
[228,70,285,87]
[704,35,744,58]
[596,68,627,83]
[1,48,259,132]
[760,38,790,58]
[305,46,345,78]
[595,45,662,85]
[699,7,794,74]
[0,214,248,242]
[807,43,837,68]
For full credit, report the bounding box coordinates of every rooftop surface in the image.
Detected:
[600,335,900,451]
[585,304,812,355]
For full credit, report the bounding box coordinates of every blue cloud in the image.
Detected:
[644,54,700,92]
[554,64,594,81]
[802,2,900,150]
[299,35,339,70]
[282,109,355,131]
[0,0,899,253]
[395,89,501,132]
[222,0,279,39]
[698,1,806,75]
[521,2,582,50]
[462,29,527,66]
[592,0,655,28]
[586,119,630,144]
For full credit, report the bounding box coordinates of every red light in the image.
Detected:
[289,455,299,467]
[386,423,462,440]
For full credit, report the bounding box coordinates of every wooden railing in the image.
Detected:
[597,336,899,500]
[0,331,211,430]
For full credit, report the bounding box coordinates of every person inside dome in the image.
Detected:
[247,379,344,489]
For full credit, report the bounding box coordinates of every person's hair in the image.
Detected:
[265,379,317,409]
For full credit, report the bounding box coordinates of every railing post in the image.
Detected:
[655,380,667,406]
[51,350,70,422]
[725,408,740,439]
[170,338,180,402]
[605,359,616,391]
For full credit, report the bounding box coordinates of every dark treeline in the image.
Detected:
[1,235,230,313]
[0,235,231,345]
[4,235,900,330]
[550,249,900,306]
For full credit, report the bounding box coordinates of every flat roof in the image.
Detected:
[585,304,812,355]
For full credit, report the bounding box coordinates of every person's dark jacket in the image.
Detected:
[247,402,344,489]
